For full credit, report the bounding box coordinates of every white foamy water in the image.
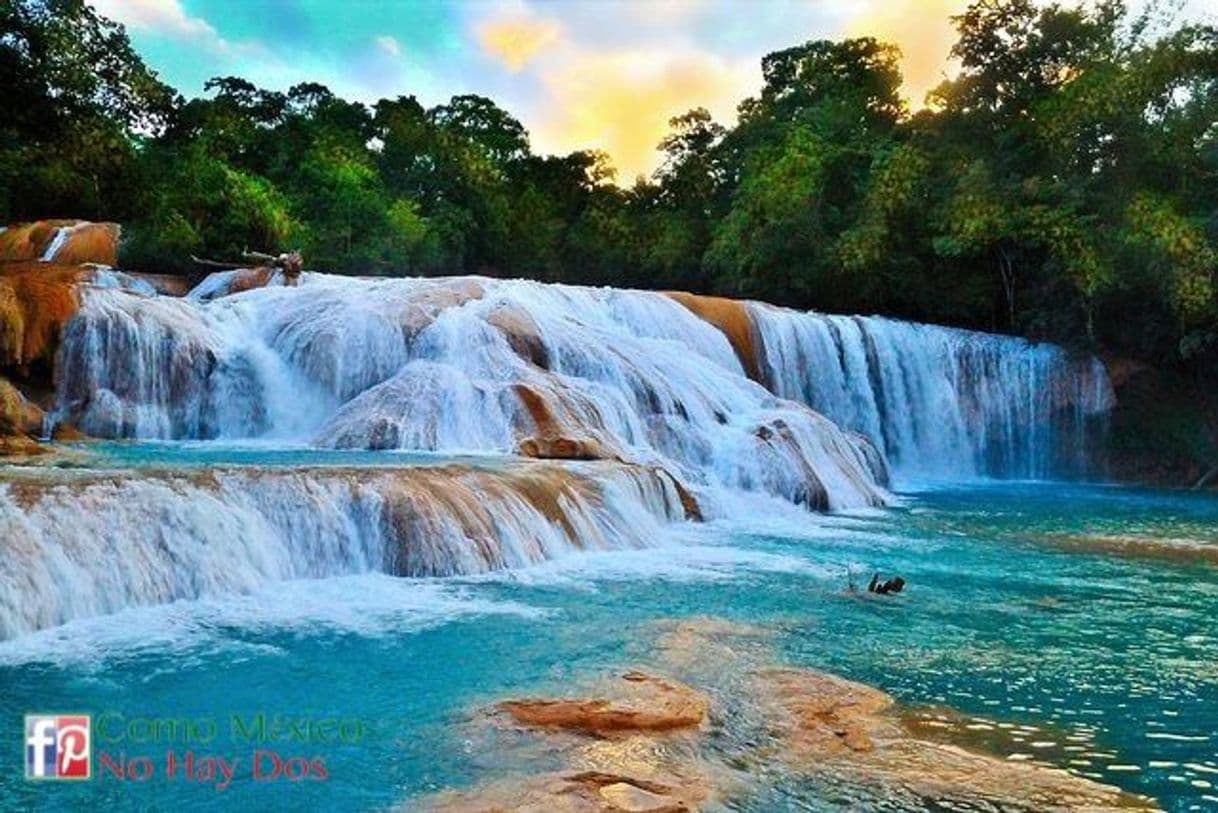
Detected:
[747,305,1113,479]
[5,273,1115,640]
[740,308,1115,480]
[56,275,889,511]
[38,226,69,261]
[0,461,685,639]
[0,576,544,668]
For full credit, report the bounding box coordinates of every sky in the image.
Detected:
[87,0,1212,181]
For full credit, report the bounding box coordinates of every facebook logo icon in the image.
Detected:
[25,715,91,780]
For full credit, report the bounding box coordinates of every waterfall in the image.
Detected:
[38,226,69,262]
[0,462,686,639]
[746,306,1114,479]
[6,272,1118,639]
[55,277,890,512]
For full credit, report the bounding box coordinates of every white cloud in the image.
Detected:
[374,35,402,58]
[90,0,231,52]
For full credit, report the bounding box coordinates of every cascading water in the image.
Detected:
[0,461,687,639]
[55,276,890,511]
[5,271,1115,638]
[746,305,1114,480]
[38,226,69,262]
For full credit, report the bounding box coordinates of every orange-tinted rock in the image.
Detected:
[0,435,46,457]
[229,266,276,295]
[1043,532,1218,567]
[0,264,87,367]
[499,671,709,736]
[757,668,1153,811]
[512,383,617,460]
[516,435,606,461]
[127,272,193,297]
[667,476,703,522]
[0,220,74,261]
[0,377,43,436]
[0,220,118,265]
[486,304,549,368]
[50,423,85,441]
[51,222,119,266]
[663,291,761,382]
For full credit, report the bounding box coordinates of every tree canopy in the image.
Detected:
[1,0,1215,376]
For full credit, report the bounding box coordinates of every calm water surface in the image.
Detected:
[2,470,1215,811]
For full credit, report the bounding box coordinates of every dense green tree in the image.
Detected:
[3,0,1215,379]
[0,0,175,221]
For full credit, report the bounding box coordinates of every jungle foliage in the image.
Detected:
[2,0,1216,375]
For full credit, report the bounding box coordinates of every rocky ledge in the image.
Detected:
[498,671,709,736]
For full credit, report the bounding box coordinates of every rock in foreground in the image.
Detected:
[759,667,1156,811]
[498,671,708,736]
[423,769,706,813]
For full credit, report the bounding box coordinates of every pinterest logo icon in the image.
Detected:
[25,715,91,780]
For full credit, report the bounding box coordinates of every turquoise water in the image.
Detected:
[2,479,1216,811]
[57,440,508,470]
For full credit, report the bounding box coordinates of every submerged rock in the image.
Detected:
[414,616,1157,811]
[757,667,1154,811]
[1043,532,1218,567]
[422,768,707,812]
[498,671,709,736]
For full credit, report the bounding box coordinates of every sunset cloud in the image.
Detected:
[476,14,562,72]
[845,0,968,106]
[532,48,755,181]
[87,0,1213,179]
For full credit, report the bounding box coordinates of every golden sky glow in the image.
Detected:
[846,0,969,106]
[475,15,562,72]
[532,48,755,183]
[474,1,971,179]
[92,1,1213,181]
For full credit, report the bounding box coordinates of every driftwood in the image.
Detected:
[191,250,304,284]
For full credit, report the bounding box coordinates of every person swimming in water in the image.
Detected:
[868,572,906,595]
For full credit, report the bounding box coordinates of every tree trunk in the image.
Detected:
[997,247,1016,330]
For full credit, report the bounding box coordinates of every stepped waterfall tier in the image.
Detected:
[55,275,890,511]
[7,264,1214,813]
[744,304,1115,479]
[0,460,688,639]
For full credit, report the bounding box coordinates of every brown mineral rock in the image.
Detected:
[498,671,708,736]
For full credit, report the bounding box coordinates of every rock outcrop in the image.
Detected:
[0,220,119,265]
[0,264,88,368]
[663,291,761,382]
[422,769,708,813]
[426,618,1154,812]
[498,671,709,736]
[0,377,45,456]
[0,376,43,437]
